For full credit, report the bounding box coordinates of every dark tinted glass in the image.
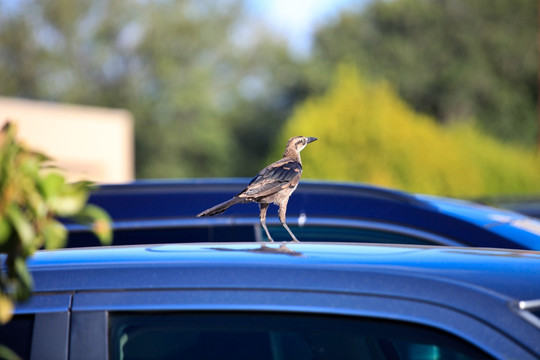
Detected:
[67,225,257,247]
[0,315,34,360]
[527,306,540,324]
[110,312,493,360]
[67,224,439,247]
[266,225,435,245]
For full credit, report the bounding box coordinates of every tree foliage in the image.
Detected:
[313,0,537,146]
[274,65,540,197]
[0,0,537,183]
[0,122,112,325]
[0,0,305,178]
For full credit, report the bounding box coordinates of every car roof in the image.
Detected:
[28,242,540,303]
[80,178,540,250]
[18,242,540,359]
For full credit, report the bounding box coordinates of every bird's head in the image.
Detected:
[287,136,317,154]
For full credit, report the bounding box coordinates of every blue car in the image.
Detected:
[68,179,540,250]
[2,242,540,359]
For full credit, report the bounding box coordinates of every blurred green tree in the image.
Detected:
[0,0,306,178]
[312,0,537,146]
[273,65,540,197]
[2,0,537,179]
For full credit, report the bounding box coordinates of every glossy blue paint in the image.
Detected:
[29,243,540,300]
[77,179,540,250]
[416,194,540,249]
[18,242,540,359]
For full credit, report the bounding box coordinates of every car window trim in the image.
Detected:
[70,288,537,360]
[67,216,464,247]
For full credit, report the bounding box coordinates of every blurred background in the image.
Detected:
[0,0,538,198]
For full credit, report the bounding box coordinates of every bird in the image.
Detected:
[197,136,317,242]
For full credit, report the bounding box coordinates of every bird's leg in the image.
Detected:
[282,223,299,242]
[278,203,299,242]
[259,203,274,242]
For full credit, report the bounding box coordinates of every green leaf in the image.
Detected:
[0,294,14,325]
[39,172,65,200]
[71,180,97,190]
[0,217,11,245]
[76,205,113,245]
[42,220,68,250]
[25,188,48,219]
[47,186,88,217]
[13,258,33,301]
[0,344,22,360]
[6,205,35,248]
[19,155,40,178]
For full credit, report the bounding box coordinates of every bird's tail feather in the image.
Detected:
[197,197,244,217]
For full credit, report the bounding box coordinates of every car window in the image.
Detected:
[0,315,34,360]
[66,225,257,247]
[116,224,436,245]
[109,312,493,360]
[265,225,438,245]
[67,225,439,248]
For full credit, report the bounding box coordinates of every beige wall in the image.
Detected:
[0,97,134,183]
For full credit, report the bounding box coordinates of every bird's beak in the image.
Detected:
[307,137,318,144]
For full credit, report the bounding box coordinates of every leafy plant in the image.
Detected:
[273,64,540,197]
[313,0,537,146]
[0,121,112,324]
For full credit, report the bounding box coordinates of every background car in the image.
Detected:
[2,242,540,360]
[479,195,540,220]
[66,179,540,250]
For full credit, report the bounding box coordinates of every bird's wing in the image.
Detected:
[240,158,302,198]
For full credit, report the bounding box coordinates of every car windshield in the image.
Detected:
[110,312,493,360]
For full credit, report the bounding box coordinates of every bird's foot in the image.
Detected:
[279,244,294,253]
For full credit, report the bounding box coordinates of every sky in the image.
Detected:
[245,0,371,57]
[0,0,371,58]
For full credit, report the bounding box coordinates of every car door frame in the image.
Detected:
[69,288,538,360]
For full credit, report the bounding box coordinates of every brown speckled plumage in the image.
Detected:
[197,136,317,242]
